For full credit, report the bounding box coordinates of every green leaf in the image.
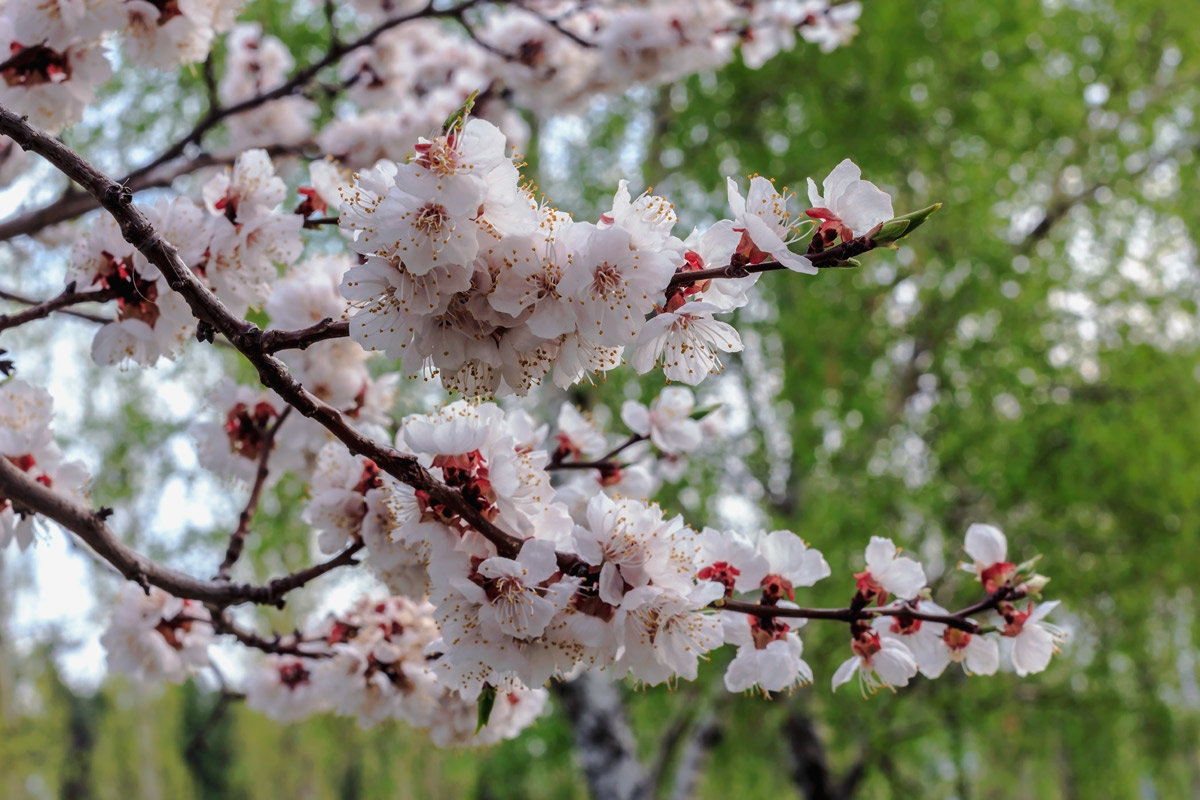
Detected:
[475,684,497,734]
[442,90,480,135]
[871,203,942,244]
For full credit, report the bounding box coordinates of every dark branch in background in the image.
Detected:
[667,704,727,800]
[183,690,241,763]
[553,673,651,800]
[301,215,339,229]
[0,455,362,607]
[217,406,293,580]
[785,712,867,800]
[0,285,116,333]
[513,3,598,48]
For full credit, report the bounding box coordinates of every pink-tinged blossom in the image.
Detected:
[621,386,703,455]
[0,18,112,133]
[121,0,236,68]
[244,656,326,723]
[798,1,863,53]
[429,685,549,748]
[70,197,206,366]
[1002,600,1067,677]
[0,379,55,456]
[678,220,753,312]
[873,601,999,679]
[218,24,315,148]
[726,176,814,273]
[303,443,382,554]
[349,163,484,274]
[940,627,1000,677]
[192,380,286,484]
[854,536,926,604]
[305,596,444,729]
[552,403,608,463]
[831,631,918,695]
[0,380,89,550]
[556,222,676,347]
[598,180,685,257]
[201,149,303,315]
[724,619,812,694]
[805,158,893,242]
[488,233,576,338]
[100,585,212,683]
[695,527,768,596]
[963,522,1016,593]
[756,530,831,601]
[631,301,743,385]
[573,493,698,604]
[551,332,624,389]
[614,583,725,685]
[468,538,566,639]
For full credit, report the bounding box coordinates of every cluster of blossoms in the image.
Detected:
[0,379,88,550]
[0,1,859,164]
[0,0,241,134]
[100,584,213,683]
[242,596,547,745]
[96,392,1066,728]
[336,116,894,395]
[832,526,1066,695]
[314,1,863,165]
[98,589,547,745]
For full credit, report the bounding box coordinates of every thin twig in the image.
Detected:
[0,287,113,325]
[514,3,597,49]
[715,590,1014,635]
[119,0,487,187]
[547,433,648,471]
[216,406,293,580]
[0,286,116,333]
[668,236,872,290]
[207,607,330,657]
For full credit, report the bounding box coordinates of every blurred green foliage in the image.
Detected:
[2,0,1198,797]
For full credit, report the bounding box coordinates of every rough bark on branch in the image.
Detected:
[0,455,362,606]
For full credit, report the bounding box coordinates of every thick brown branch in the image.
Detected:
[0,286,115,332]
[0,455,359,606]
[217,406,293,580]
[260,318,350,354]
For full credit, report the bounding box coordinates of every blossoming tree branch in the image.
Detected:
[0,0,1064,747]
